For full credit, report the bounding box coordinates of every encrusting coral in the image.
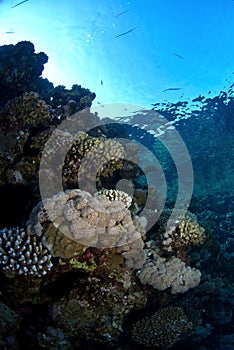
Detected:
[0,227,53,277]
[132,306,193,348]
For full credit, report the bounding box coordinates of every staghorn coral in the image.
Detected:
[95,189,132,209]
[26,189,143,251]
[138,253,201,294]
[132,306,193,348]
[0,227,53,277]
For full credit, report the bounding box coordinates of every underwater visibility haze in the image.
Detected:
[0,1,233,349]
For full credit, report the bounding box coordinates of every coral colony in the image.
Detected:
[0,227,53,277]
[0,41,234,349]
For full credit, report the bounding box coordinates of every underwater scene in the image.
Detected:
[0,0,234,349]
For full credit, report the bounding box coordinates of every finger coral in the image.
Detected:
[0,227,53,277]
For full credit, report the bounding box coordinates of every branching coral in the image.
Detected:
[95,189,132,209]
[0,227,53,277]
[157,210,206,253]
[132,306,193,348]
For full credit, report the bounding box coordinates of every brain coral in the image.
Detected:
[138,253,201,294]
[132,306,193,347]
[26,189,143,251]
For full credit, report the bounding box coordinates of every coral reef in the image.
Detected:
[0,302,21,349]
[40,222,85,259]
[0,39,233,350]
[26,189,143,249]
[95,188,132,208]
[0,42,96,227]
[156,210,206,252]
[161,211,206,253]
[62,131,125,189]
[49,84,95,117]
[50,258,147,344]
[0,41,49,104]
[132,306,193,348]
[0,227,53,277]
[0,92,51,134]
[138,253,201,294]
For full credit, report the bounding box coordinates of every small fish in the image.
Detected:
[115,26,137,38]
[171,53,184,59]
[163,88,182,92]
[5,31,15,34]
[11,0,28,9]
[101,80,103,85]
[116,9,130,17]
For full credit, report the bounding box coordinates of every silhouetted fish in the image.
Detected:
[115,26,137,38]
[163,88,182,92]
[11,0,28,9]
[171,53,184,59]
[116,9,130,17]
